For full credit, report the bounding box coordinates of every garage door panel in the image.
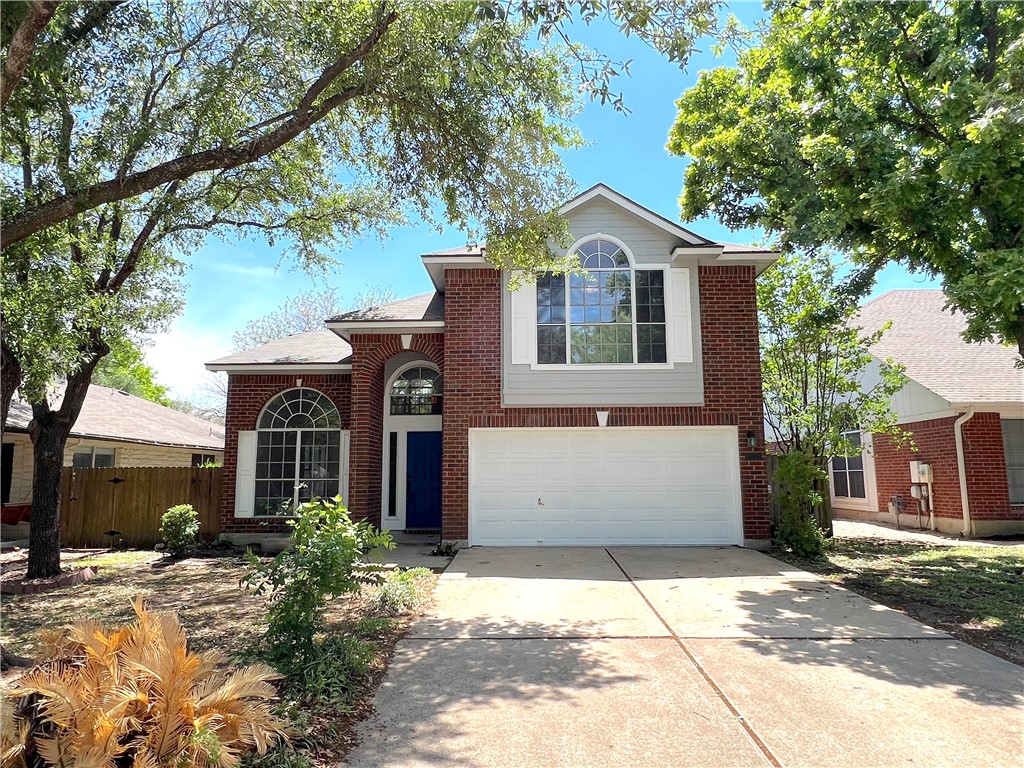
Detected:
[469,428,742,546]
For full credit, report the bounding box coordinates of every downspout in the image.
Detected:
[953,407,975,538]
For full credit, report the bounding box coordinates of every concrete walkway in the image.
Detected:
[347,547,1024,768]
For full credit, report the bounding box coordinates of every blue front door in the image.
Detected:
[406,431,442,529]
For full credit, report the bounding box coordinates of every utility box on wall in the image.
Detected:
[909,460,933,484]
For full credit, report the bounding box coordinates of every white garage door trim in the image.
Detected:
[468,426,742,546]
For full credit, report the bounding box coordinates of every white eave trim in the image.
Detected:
[325,320,446,341]
[560,185,710,245]
[672,246,780,274]
[421,254,490,291]
[204,362,352,373]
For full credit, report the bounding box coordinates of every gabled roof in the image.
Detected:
[328,292,444,323]
[560,184,715,246]
[857,290,1023,406]
[4,384,224,450]
[206,329,352,370]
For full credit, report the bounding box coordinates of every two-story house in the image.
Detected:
[207,185,778,549]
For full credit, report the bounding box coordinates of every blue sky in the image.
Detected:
[146,2,938,398]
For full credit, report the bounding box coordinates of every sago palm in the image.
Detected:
[0,598,287,767]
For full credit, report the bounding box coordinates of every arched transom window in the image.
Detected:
[255,388,341,515]
[537,238,667,365]
[390,366,443,415]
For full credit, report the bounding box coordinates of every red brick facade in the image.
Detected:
[347,334,445,525]
[220,374,350,534]
[870,411,1019,534]
[439,265,770,542]
[221,265,771,543]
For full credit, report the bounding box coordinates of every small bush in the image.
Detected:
[243,496,393,673]
[0,598,287,766]
[369,567,434,615]
[160,503,200,557]
[773,451,829,558]
[292,635,376,708]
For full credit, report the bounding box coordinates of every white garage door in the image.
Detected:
[469,427,742,546]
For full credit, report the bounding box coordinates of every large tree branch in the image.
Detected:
[1,5,398,248]
[1,0,60,111]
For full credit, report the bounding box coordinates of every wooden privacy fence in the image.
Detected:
[765,453,832,533]
[59,466,223,548]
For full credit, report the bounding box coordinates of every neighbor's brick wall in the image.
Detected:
[871,412,1017,527]
[347,334,444,526]
[440,265,770,542]
[221,374,351,534]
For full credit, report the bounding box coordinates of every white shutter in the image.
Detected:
[234,431,257,518]
[670,268,693,363]
[509,275,536,365]
[339,430,351,508]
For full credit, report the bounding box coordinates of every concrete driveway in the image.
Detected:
[347,547,1023,768]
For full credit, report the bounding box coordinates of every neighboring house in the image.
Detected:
[830,290,1024,537]
[207,184,778,548]
[1,385,225,515]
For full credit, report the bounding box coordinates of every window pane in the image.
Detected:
[848,471,866,499]
[537,325,566,364]
[1003,420,1024,504]
[72,451,93,469]
[833,471,849,497]
[93,451,115,468]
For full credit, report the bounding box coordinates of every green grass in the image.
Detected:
[776,539,1024,662]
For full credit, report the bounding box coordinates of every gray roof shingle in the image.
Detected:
[206,329,352,367]
[5,384,224,450]
[328,292,444,323]
[857,290,1023,405]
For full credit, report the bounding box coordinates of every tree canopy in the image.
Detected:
[91,338,172,405]
[758,251,907,462]
[669,0,1024,361]
[231,285,396,351]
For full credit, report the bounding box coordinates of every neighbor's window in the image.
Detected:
[537,238,666,365]
[390,366,443,415]
[831,430,866,499]
[192,453,217,467]
[255,388,341,516]
[72,446,116,469]
[1002,419,1024,505]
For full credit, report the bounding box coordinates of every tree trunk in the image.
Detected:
[25,355,103,579]
[1,329,22,430]
[26,407,73,578]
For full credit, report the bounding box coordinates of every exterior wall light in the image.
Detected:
[596,410,610,427]
[746,430,757,449]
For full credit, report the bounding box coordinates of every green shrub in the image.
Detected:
[773,451,829,558]
[369,567,433,615]
[294,635,376,707]
[243,496,393,673]
[160,503,200,557]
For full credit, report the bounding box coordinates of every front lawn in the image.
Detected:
[774,539,1024,665]
[1,548,439,765]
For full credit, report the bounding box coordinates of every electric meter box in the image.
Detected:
[909,460,933,484]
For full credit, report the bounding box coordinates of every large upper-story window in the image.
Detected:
[255,388,340,516]
[537,237,666,365]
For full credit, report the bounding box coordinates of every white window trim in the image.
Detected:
[532,233,674,371]
[1001,418,1024,506]
[252,387,346,518]
[829,431,878,512]
[72,445,116,468]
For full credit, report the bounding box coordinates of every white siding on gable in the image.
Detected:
[500,197,705,406]
[861,358,953,423]
[234,431,257,518]
[559,198,680,265]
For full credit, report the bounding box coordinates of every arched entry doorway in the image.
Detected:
[381,362,442,531]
